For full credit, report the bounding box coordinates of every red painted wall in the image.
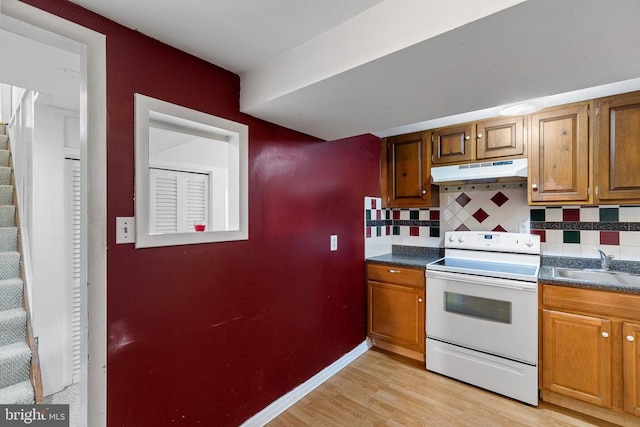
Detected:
[20,1,380,425]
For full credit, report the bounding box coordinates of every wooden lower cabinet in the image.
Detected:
[367,263,425,361]
[542,309,612,408]
[623,322,640,416]
[541,284,640,426]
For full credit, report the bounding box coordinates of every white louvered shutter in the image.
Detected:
[150,168,209,233]
[150,169,179,233]
[66,159,82,383]
[184,173,208,231]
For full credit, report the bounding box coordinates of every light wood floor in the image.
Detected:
[268,349,619,427]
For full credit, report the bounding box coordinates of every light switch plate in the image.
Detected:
[330,234,338,251]
[116,217,135,244]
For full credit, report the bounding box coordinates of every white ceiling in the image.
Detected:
[6,0,640,140]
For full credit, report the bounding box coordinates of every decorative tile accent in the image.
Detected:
[455,193,471,207]
[472,208,489,223]
[563,230,580,244]
[600,207,619,222]
[493,225,507,232]
[364,197,393,258]
[563,208,580,222]
[441,186,529,233]
[430,210,440,220]
[530,209,545,221]
[410,226,419,236]
[600,231,620,245]
[491,191,509,207]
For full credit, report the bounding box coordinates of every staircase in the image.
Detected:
[0,123,40,404]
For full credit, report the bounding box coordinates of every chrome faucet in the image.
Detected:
[597,249,615,271]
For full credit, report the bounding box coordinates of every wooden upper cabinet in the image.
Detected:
[477,116,525,159]
[542,309,612,409]
[381,131,438,208]
[432,117,525,165]
[528,103,590,204]
[595,92,640,203]
[432,124,474,164]
[623,322,640,416]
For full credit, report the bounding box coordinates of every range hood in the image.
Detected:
[430,158,528,184]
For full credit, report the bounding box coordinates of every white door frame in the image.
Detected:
[2,1,107,425]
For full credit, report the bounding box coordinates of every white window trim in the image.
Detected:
[134,93,248,248]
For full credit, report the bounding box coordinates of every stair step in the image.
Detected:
[0,150,9,167]
[0,278,23,311]
[0,308,26,347]
[0,341,30,389]
[0,167,10,186]
[0,205,15,227]
[0,228,17,252]
[0,186,12,205]
[0,252,19,280]
[0,124,5,136]
[0,380,34,404]
[0,135,7,150]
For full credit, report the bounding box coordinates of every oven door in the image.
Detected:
[426,269,537,365]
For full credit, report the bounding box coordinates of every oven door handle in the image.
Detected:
[425,269,537,291]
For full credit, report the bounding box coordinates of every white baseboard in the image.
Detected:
[241,339,371,426]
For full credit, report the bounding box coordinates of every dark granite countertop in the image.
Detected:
[368,250,640,294]
[539,256,640,295]
[366,246,443,270]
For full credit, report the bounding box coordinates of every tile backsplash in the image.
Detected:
[530,205,640,261]
[365,183,640,261]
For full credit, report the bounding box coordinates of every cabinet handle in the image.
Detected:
[464,135,470,141]
[418,298,423,303]
[477,133,483,138]
[422,190,427,195]
[602,332,609,338]
[531,184,538,192]
[388,269,401,273]
[628,335,635,342]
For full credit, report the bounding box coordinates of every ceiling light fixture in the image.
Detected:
[498,98,547,116]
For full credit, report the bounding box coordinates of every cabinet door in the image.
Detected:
[623,322,640,416]
[367,280,425,355]
[383,132,437,207]
[432,124,474,164]
[596,92,640,202]
[529,103,590,203]
[542,309,612,408]
[476,116,525,160]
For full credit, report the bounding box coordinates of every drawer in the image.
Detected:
[367,263,424,288]
[542,284,640,320]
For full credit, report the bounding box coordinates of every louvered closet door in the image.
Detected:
[65,158,81,384]
[150,168,209,233]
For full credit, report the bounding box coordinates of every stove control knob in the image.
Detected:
[525,240,533,247]
[449,235,455,243]
[457,236,464,243]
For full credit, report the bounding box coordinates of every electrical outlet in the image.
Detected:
[518,221,529,234]
[116,217,135,244]
[330,234,338,251]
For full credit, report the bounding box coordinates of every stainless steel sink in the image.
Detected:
[552,267,640,286]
